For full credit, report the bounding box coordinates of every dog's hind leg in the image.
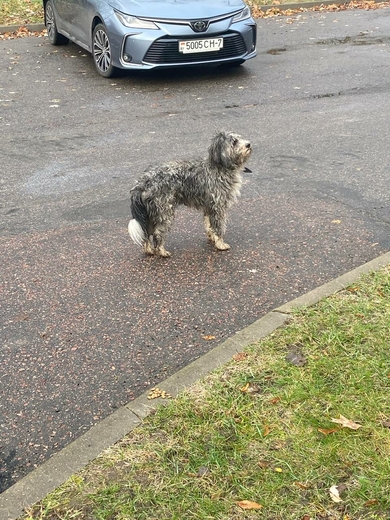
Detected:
[153,229,171,257]
[143,238,155,255]
[205,212,230,251]
[152,217,174,257]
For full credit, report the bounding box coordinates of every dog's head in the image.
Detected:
[208,131,252,170]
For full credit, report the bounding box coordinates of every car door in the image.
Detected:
[69,0,96,48]
[55,0,93,48]
[53,0,74,34]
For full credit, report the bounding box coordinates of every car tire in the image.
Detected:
[45,0,69,46]
[92,24,118,78]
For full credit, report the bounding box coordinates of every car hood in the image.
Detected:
[108,0,245,20]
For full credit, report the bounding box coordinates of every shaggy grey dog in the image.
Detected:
[128,131,252,257]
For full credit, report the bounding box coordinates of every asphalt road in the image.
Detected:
[1,7,389,492]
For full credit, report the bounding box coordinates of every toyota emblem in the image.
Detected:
[191,20,208,32]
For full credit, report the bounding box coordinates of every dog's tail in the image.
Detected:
[128,189,148,246]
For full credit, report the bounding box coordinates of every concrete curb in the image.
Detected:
[0,0,389,34]
[0,23,46,34]
[1,251,389,519]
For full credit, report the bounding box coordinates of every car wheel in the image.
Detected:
[92,24,118,78]
[45,0,69,45]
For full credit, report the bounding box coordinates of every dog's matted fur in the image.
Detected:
[128,131,252,257]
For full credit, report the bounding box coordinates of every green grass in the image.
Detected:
[22,266,390,520]
[0,0,43,26]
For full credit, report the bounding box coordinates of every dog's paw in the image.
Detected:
[144,242,156,255]
[157,247,172,257]
[215,239,231,251]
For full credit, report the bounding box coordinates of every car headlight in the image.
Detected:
[232,6,251,23]
[114,10,159,29]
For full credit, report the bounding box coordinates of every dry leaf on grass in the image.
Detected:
[318,427,339,435]
[364,499,379,506]
[233,352,248,362]
[240,382,261,394]
[295,481,311,489]
[240,382,250,393]
[236,500,262,510]
[329,485,343,503]
[329,483,347,503]
[331,414,362,429]
[262,424,271,437]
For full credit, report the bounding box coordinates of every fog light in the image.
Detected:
[123,54,132,62]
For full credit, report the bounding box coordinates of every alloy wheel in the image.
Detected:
[93,29,112,74]
[45,2,56,43]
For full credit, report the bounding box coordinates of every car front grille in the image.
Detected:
[143,32,247,64]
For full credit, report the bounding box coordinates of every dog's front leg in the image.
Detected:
[205,213,230,251]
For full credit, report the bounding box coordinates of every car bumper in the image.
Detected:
[107,16,257,69]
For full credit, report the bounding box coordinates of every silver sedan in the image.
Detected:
[43,0,257,77]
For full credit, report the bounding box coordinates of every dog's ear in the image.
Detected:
[208,131,231,169]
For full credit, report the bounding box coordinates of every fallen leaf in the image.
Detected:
[332,219,342,224]
[147,387,172,400]
[236,500,262,510]
[240,382,250,393]
[295,481,310,489]
[318,427,339,435]
[274,467,283,473]
[233,352,248,362]
[270,396,281,405]
[202,335,216,341]
[364,499,379,506]
[263,425,271,437]
[240,382,262,395]
[329,485,343,503]
[329,483,347,503]
[331,414,362,430]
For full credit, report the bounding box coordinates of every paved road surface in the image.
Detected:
[1,7,389,492]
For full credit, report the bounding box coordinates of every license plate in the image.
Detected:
[179,38,223,54]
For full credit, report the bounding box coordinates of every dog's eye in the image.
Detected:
[232,138,238,146]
